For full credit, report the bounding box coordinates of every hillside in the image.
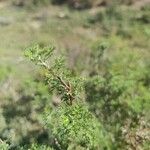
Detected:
[0,0,150,149]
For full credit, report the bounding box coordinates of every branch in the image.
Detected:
[39,57,75,105]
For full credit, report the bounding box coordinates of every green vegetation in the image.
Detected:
[0,0,150,150]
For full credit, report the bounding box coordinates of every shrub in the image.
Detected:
[45,103,103,149]
[0,140,9,150]
[24,44,104,149]
[85,42,150,149]
[24,42,150,149]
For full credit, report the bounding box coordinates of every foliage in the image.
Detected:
[0,1,150,150]
[26,143,54,150]
[25,44,83,105]
[8,0,139,8]
[45,104,104,149]
[11,0,51,7]
[25,45,103,149]
[85,42,150,149]
[0,140,9,150]
[24,42,150,150]
[0,76,52,148]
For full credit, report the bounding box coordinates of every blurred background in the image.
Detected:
[0,0,150,149]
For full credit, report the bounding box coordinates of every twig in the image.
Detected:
[39,57,75,105]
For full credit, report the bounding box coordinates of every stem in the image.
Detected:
[38,57,74,105]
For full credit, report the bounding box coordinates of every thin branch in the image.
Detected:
[39,57,75,105]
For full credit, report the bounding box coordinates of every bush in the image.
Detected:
[45,104,104,149]
[0,140,9,150]
[84,42,150,149]
[24,42,150,149]
[24,44,104,149]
